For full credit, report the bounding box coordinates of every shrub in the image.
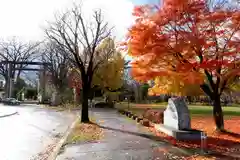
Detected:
[141,118,150,127]
[152,111,164,124]
[143,109,154,120]
[142,108,151,118]
[143,109,164,124]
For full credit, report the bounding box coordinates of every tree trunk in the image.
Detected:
[187,96,192,104]
[81,86,89,123]
[200,84,225,131]
[213,96,224,131]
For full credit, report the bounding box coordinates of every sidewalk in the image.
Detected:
[56,108,197,160]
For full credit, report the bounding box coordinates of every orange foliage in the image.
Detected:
[124,0,240,88]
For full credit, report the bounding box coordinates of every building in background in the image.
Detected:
[0,75,6,98]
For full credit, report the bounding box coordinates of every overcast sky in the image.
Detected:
[0,0,159,42]
[0,0,237,42]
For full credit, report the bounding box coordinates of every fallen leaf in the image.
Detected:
[147,116,240,157]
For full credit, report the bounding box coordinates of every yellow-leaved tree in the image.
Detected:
[93,52,124,92]
[149,76,203,97]
[68,38,125,102]
[93,38,125,102]
[227,77,240,92]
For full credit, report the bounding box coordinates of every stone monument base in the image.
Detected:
[155,124,203,140]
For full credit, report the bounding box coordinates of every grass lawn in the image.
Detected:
[116,102,240,116]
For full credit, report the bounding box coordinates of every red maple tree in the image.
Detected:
[124,0,240,130]
[68,69,82,94]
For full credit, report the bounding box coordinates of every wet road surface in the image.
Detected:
[0,104,76,160]
[57,108,192,160]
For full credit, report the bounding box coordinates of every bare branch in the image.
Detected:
[41,41,70,92]
[0,38,40,81]
[45,2,113,89]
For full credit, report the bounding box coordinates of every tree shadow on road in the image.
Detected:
[221,130,240,138]
[89,121,200,156]
[89,121,167,142]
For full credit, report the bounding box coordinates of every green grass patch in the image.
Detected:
[116,102,240,116]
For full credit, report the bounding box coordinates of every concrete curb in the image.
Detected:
[48,115,80,160]
[0,111,18,118]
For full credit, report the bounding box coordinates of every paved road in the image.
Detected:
[57,108,193,160]
[0,104,76,160]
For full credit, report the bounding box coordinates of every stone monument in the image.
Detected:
[163,97,191,130]
[155,97,203,140]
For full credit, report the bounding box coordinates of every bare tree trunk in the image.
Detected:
[187,96,192,104]
[81,84,90,123]
[213,95,224,131]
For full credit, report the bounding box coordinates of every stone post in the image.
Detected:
[42,65,46,102]
[39,65,47,103]
[6,63,13,98]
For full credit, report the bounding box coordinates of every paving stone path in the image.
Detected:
[56,108,196,160]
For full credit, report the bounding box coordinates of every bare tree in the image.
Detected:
[45,4,113,122]
[42,41,70,103]
[0,38,41,83]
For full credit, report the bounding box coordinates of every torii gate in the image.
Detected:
[0,61,51,102]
